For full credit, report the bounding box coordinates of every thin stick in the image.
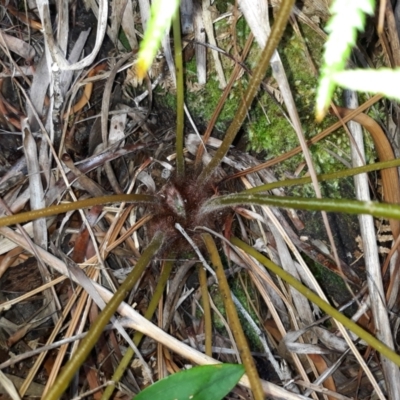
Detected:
[194,33,254,167]
[197,0,295,184]
[222,94,383,183]
[101,259,174,400]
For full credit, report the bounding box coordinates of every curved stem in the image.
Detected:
[0,194,158,227]
[231,237,400,367]
[244,158,400,194]
[201,193,400,221]
[173,10,185,178]
[101,259,174,400]
[44,232,165,400]
[197,0,295,184]
[202,233,264,400]
[220,95,383,184]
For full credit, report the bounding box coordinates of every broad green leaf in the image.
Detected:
[134,364,245,400]
[316,0,375,120]
[136,0,180,80]
[332,69,400,100]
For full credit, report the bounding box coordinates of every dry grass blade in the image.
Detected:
[237,174,384,398]
[21,119,59,327]
[36,0,107,70]
[18,284,84,397]
[345,90,400,400]
[201,0,226,88]
[243,0,345,308]
[0,370,21,400]
[22,121,47,249]
[42,275,94,397]
[192,1,206,84]
[0,225,304,399]
[0,2,399,399]
[0,31,35,60]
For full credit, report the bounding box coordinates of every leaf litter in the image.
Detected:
[0,1,398,400]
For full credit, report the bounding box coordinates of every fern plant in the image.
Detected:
[316,0,400,118]
[1,0,400,399]
[316,0,374,119]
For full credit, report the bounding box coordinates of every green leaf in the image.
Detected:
[315,0,375,120]
[137,0,180,79]
[134,364,245,400]
[332,68,400,100]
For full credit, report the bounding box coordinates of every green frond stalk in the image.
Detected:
[198,265,212,356]
[102,259,174,400]
[201,193,400,221]
[173,11,185,177]
[231,237,400,367]
[44,232,165,400]
[245,158,400,194]
[202,233,264,400]
[0,194,158,227]
[197,0,295,184]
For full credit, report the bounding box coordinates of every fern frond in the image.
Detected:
[316,0,375,120]
[136,0,180,80]
[333,68,400,100]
